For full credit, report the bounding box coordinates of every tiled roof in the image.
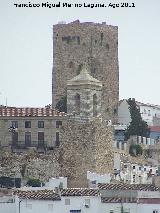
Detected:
[119,99,160,109]
[136,101,160,109]
[150,126,160,132]
[0,106,66,117]
[101,197,137,203]
[61,188,100,196]
[14,189,61,200]
[98,183,159,191]
[139,198,160,204]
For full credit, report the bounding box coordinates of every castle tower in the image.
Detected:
[67,66,102,121]
[52,20,119,123]
[59,68,114,188]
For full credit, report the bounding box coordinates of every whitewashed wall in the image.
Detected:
[0,202,16,213]
[118,100,131,126]
[15,196,101,213]
[138,204,160,213]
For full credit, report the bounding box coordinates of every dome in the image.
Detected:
[67,66,102,87]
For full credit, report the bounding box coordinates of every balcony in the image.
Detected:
[10,141,47,153]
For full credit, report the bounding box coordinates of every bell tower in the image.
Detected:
[67,66,102,121]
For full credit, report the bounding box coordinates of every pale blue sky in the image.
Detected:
[0,0,160,107]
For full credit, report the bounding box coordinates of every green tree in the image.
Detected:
[125,98,150,140]
[27,178,42,187]
[55,96,67,113]
[129,144,143,156]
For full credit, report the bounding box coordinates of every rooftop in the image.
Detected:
[98,183,159,191]
[61,188,100,196]
[150,126,160,132]
[14,189,61,201]
[0,106,66,117]
[67,66,102,87]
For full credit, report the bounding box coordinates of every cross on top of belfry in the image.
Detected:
[67,64,102,86]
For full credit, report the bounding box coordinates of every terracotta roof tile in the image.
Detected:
[14,189,61,201]
[0,106,66,117]
[61,188,100,196]
[150,126,160,132]
[98,183,159,191]
[101,197,137,203]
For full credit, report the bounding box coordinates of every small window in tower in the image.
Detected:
[100,32,103,46]
[91,67,96,75]
[106,43,109,50]
[101,32,103,39]
[75,93,80,115]
[77,64,83,75]
[114,108,117,115]
[68,61,74,68]
[55,132,60,146]
[93,94,98,117]
[77,36,80,45]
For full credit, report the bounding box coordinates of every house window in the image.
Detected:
[25,121,31,128]
[55,132,60,146]
[38,121,44,128]
[11,121,18,128]
[56,121,62,128]
[133,166,135,169]
[26,203,32,209]
[85,199,90,206]
[110,210,114,213]
[153,210,159,213]
[65,198,70,205]
[48,204,53,211]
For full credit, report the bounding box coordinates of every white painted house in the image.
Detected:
[12,183,160,213]
[118,99,160,126]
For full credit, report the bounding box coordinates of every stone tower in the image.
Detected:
[67,66,102,121]
[59,68,114,188]
[52,20,119,123]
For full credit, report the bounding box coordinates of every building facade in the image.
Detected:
[8,185,160,213]
[52,20,119,122]
[118,99,160,126]
[0,106,65,151]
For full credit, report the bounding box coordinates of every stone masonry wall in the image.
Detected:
[0,150,60,182]
[59,118,114,188]
[52,20,119,122]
